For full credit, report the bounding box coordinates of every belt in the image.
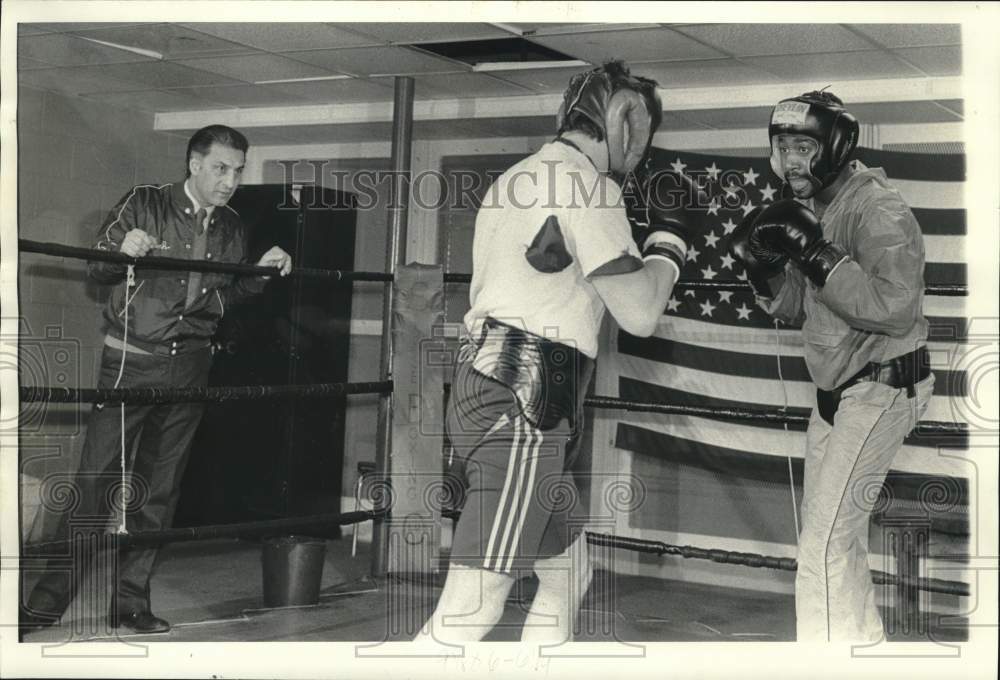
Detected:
[816,346,931,426]
[107,331,211,357]
[463,317,595,432]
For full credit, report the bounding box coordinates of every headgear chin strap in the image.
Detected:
[768,90,859,195]
[556,61,662,183]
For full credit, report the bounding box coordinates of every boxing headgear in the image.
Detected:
[556,61,662,183]
[768,90,859,195]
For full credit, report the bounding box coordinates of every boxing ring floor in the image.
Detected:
[19,536,968,643]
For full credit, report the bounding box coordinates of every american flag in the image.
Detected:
[593,146,969,584]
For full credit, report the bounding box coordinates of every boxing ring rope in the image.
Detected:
[17,236,972,626]
[434,510,969,598]
[18,238,970,297]
[22,510,387,555]
[19,381,391,406]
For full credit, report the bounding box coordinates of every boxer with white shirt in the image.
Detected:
[415,61,705,644]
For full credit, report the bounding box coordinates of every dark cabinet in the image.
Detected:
[176,184,357,531]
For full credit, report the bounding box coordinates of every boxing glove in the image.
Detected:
[627,168,706,274]
[750,199,849,287]
[728,206,787,298]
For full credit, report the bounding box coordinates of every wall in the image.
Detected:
[17,84,183,540]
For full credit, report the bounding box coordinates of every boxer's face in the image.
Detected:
[772,134,820,198]
[188,142,246,207]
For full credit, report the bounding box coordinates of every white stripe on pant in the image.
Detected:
[483,417,544,571]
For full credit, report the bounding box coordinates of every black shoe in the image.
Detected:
[110,610,171,634]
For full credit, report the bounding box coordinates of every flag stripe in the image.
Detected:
[912,208,966,236]
[925,262,966,286]
[615,355,965,425]
[651,315,967,357]
[853,148,965,183]
[615,423,969,507]
[924,235,965,264]
[651,149,966,184]
[617,331,968,397]
[618,376,969,450]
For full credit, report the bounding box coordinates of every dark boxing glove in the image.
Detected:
[728,206,787,298]
[751,199,849,287]
[626,168,706,275]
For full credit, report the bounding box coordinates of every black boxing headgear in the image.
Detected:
[556,60,662,182]
[768,90,859,194]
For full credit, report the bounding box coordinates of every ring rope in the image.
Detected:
[21,509,387,555]
[20,384,966,437]
[18,239,392,282]
[584,395,967,437]
[18,238,967,296]
[19,381,392,405]
[584,532,969,597]
[436,509,968,597]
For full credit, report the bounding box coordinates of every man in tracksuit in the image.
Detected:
[729,91,934,641]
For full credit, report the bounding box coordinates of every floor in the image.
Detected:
[18,537,966,644]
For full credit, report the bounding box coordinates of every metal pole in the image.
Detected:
[372,76,414,578]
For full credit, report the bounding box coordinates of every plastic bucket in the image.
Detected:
[261,535,327,607]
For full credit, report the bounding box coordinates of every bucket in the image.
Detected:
[261,535,327,607]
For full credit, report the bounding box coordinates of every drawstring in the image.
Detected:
[112,265,136,535]
[774,318,801,539]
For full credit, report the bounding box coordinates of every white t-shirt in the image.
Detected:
[464,141,641,358]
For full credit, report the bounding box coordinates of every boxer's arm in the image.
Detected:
[760,263,806,325]
[591,259,678,337]
[817,207,923,336]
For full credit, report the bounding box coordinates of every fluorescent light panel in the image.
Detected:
[254,74,353,85]
[79,36,163,60]
[473,59,589,72]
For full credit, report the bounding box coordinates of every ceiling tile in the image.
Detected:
[339,22,512,44]
[490,65,596,93]
[516,23,661,36]
[176,54,338,83]
[18,67,142,96]
[674,23,872,57]
[505,23,601,36]
[847,101,964,124]
[66,23,255,59]
[17,56,57,70]
[529,27,725,62]
[848,23,961,48]
[182,22,380,51]
[403,72,533,99]
[168,84,314,108]
[287,45,467,76]
[268,78,396,104]
[22,22,152,34]
[17,24,54,36]
[742,51,923,82]
[893,46,962,77]
[632,59,783,89]
[91,61,247,88]
[18,33,156,67]
[81,88,229,113]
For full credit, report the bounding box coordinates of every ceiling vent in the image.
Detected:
[414,38,587,71]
